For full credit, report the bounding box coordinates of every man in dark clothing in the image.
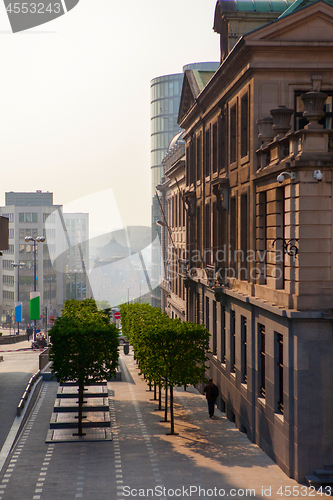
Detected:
[204,379,219,418]
[26,326,33,341]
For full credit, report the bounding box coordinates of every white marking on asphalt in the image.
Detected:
[123,359,168,500]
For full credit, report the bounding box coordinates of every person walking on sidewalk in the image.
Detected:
[204,379,219,418]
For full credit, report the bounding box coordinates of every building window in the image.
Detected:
[276,333,284,414]
[204,203,211,265]
[2,213,14,223]
[196,206,201,261]
[20,276,32,286]
[190,139,195,185]
[3,275,14,286]
[221,305,226,363]
[295,91,333,130]
[212,122,218,173]
[45,228,56,239]
[43,213,55,223]
[3,290,14,300]
[230,104,237,164]
[205,296,209,330]
[205,128,210,177]
[22,260,36,270]
[257,192,267,285]
[19,213,38,223]
[3,244,14,255]
[196,134,202,182]
[3,260,14,270]
[212,300,217,355]
[241,94,249,158]
[275,187,285,289]
[196,292,200,324]
[259,324,266,398]
[241,316,247,384]
[240,193,248,281]
[230,310,236,373]
[19,244,33,254]
[230,197,237,275]
[186,145,191,184]
[9,229,14,239]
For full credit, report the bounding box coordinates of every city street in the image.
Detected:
[0,340,40,453]
[0,348,327,500]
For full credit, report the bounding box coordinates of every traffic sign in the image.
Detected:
[114,312,121,320]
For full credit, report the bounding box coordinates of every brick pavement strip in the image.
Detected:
[0,349,327,500]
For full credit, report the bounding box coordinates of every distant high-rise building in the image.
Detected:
[0,191,89,327]
[63,212,89,301]
[0,191,63,326]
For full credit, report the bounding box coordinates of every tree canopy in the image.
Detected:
[120,303,210,434]
[49,299,119,435]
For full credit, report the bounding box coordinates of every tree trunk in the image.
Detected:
[163,382,168,422]
[169,385,175,434]
[158,384,162,410]
[154,383,157,400]
[77,381,85,436]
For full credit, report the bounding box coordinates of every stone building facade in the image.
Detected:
[157,131,187,321]
[174,0,333,483]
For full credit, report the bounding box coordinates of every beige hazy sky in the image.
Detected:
[0,0,219,232]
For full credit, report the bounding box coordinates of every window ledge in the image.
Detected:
[240,155,249,165]
[274,412,284,423]
[241,382,248,391]
[258,397,266,407]
[220,362,226,370]
[230,372,236,380]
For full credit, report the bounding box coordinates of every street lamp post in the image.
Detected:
[44,275,54,338]
[11,262,25,334]
[25,235,45,339]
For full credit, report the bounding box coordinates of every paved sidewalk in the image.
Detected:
[0,348,325,500]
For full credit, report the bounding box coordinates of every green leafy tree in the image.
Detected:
[121,303,210,435]
[153,318,210,434]
[49,299,119,436]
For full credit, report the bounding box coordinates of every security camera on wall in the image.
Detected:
[314,170,323,182]
[276,171,296,183]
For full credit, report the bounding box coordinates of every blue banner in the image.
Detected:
[15,302,22,323]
